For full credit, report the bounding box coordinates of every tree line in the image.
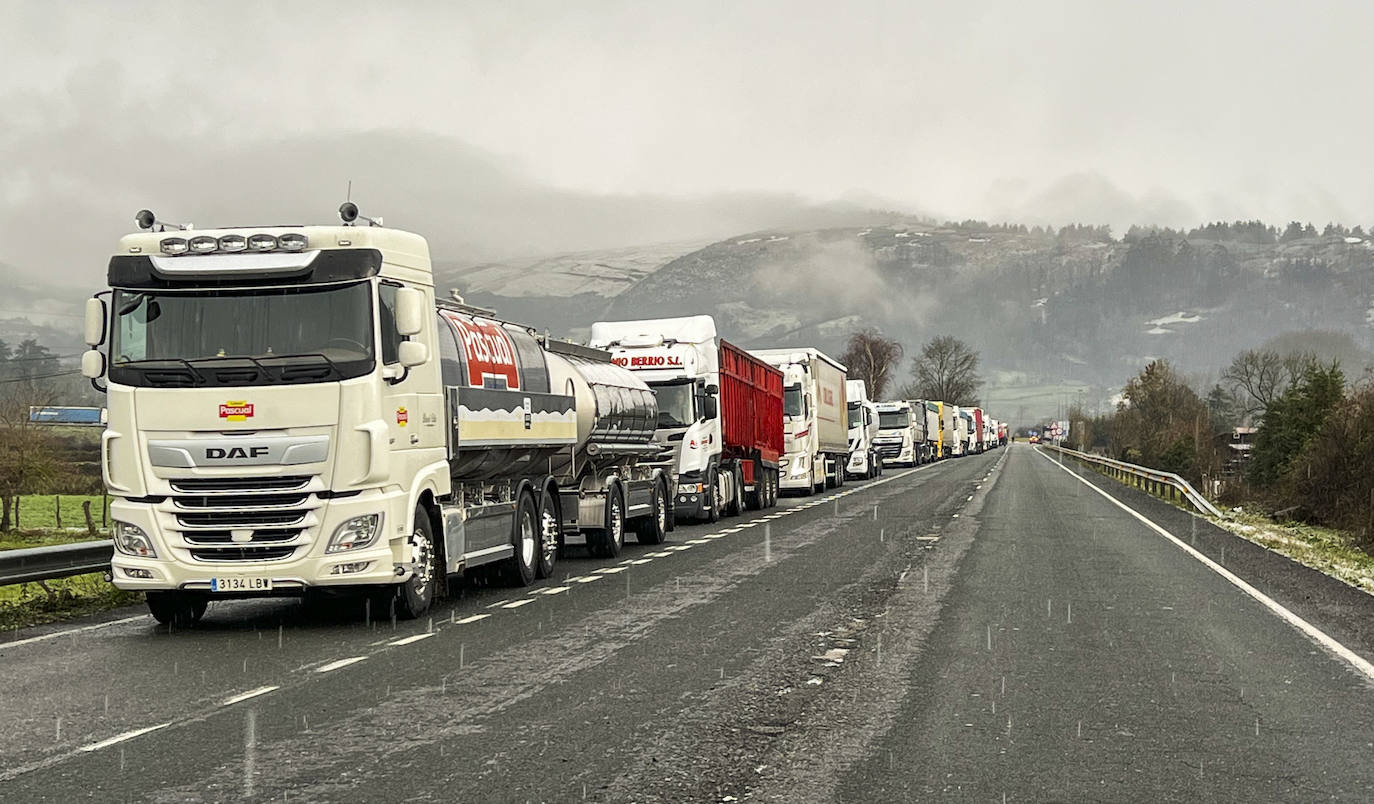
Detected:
[838,329,983,405]
[1067,339,1374,545]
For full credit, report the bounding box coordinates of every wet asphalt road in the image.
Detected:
[2,444,1373,802]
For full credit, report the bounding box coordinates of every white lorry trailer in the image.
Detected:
[845,379,881,479]
[83,207,672,625]
[873,400,920,467]
[942,404,961,458]
[751,348,848,494]
[919,400,942,463]
[588,316,783,523]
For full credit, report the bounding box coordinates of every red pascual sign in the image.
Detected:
[610,353,684,369]
[446,314,521,391]
[219,401,254,421]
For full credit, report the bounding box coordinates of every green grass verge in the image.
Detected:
[7,494,110,531]
[0,573,141,631]
[1219,510,1374,595]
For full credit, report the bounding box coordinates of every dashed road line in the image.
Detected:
[80,723,172,753]
[485,599,513,609]
[645,551,673,558]
[388,633,435,646]
[454,613,491,624]
[594,566,627,575]
[538,586,570,596]
[220,685,281,706]
[628,558,653,565]
[316,656,367,673]
[501,599,534,609]
[574,576,602,584]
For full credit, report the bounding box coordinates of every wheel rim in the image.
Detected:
[409,526,434,600]
[520,507,536,567]
[656,488,666,533]
[540,499,559,565]
[610,495,624,545]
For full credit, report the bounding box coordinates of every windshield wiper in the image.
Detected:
[188,355,275,381]
[261,353,344,381]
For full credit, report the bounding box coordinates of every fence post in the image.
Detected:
[55,495,62,529]
[14,496,18,530]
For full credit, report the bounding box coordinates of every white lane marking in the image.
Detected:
[687,538,711,544]
[952,514,959,518]
[737,522,760,528]
[574,575,602,584]
[1036,448,1374,683]
[485,599,513,609]
[618,558,636,565]
[916,536,940,541]
[455,614,490,624]
[3,614,148,650]
[220,685,280,706]
[316,656,367,673]
[80,722,172,753]
[629,558,653,565]
[538,586,570,596]
[666,545,693,551]
[967,495,974,501]
[501,599,534,609]
[388,633,435,646]
[594,566,626,575]
[703,534,726,540]
[720,528,742,534]
[645,551,673,558]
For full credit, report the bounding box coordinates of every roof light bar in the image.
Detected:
[157,232,309,257]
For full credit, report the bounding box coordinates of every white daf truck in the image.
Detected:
[751,348,848,494]
[588,316,782,523]
[82,207,671,626]
[844,379,881,479]
[873,400,920,467]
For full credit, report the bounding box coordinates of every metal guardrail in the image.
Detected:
[0,540,113,586]
[1038,443,1227,519]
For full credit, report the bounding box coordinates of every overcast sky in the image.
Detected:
[3,0,1372,283]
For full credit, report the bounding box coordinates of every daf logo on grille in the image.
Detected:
[205,446,270,460]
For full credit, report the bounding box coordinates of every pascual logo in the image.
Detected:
[205,445,269,460]
[218,401,255,421]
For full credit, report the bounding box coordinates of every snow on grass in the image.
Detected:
[1218,508,1374,595]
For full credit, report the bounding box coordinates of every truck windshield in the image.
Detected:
[879,411,910,429]
[784,383,804,417]
[651,381,696,428]
[847,403,863,428]
[108,282,374,387]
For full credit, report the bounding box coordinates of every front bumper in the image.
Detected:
[778,454,815,490]
[108,487,413,595]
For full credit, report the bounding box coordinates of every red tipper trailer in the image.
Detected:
[719,339,783,505]
[973,407,985,453]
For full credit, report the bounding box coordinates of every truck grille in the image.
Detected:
[166,476,319,562]
[876,443,904,458]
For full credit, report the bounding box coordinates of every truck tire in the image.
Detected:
[635,479,668,545]
[146,591,206,628]
[835,459,845,488]
[824,457,837,489]
[503,491,539,585]
[769,470,779,507]
[726,467,743,517]
[589,485,626,558]
[395,505,439,618]
[706,470,722,523]
[535,485,560,579]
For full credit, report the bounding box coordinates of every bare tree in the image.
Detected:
[838,328,903,400]
[1222,349,1314,417]
[910,335,982,405]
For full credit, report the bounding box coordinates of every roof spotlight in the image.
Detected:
[338,202,382,227]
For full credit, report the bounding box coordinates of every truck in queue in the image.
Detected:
[941,403,960,458]
[751,348,848,494]
[589,315,782,523]
[845,379,881,479]
[957,408,974,455]
[920,400,942,462]
[873,400,920,467]
[971,407,986,453]
[82,206,673,626]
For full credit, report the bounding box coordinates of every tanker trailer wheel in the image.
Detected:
[635,479,668,545]
[395,505,438,619]
[147,591,207,629]
[502,491,539,586]
[535,485,560,579]
[590,485,626,558]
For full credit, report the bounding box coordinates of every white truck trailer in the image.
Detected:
[845,379,881,479]
[873,400,920,467]
[588,316,783,523]
[82,207,672,625]
[751,348,848,494]
[943,404,962,458]
[919,400,942,463]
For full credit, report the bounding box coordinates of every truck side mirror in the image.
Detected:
[84,298,106,347]
[702,397,718,420]
[394,287,426,337]
[81,350,105,379]
[704,384,719,396]
[398,339,429,368]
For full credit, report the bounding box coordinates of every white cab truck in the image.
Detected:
[588,316,783,523]
[83,208,671,626]
[844,379,881,479]
[873,400,920,467]
[958,408,975,455]
[751,348,848,494]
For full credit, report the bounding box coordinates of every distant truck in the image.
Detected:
[874,400,920,467]
[752,348,848,494]
[971,407,986,453]
[942,404,960,458]
[957,408,974,455]
[590,315,783,523]
[845,379,882,479]
[920,401,942,462]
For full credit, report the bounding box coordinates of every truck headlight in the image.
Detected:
[112,521,157,558]
[327,514,383,554]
